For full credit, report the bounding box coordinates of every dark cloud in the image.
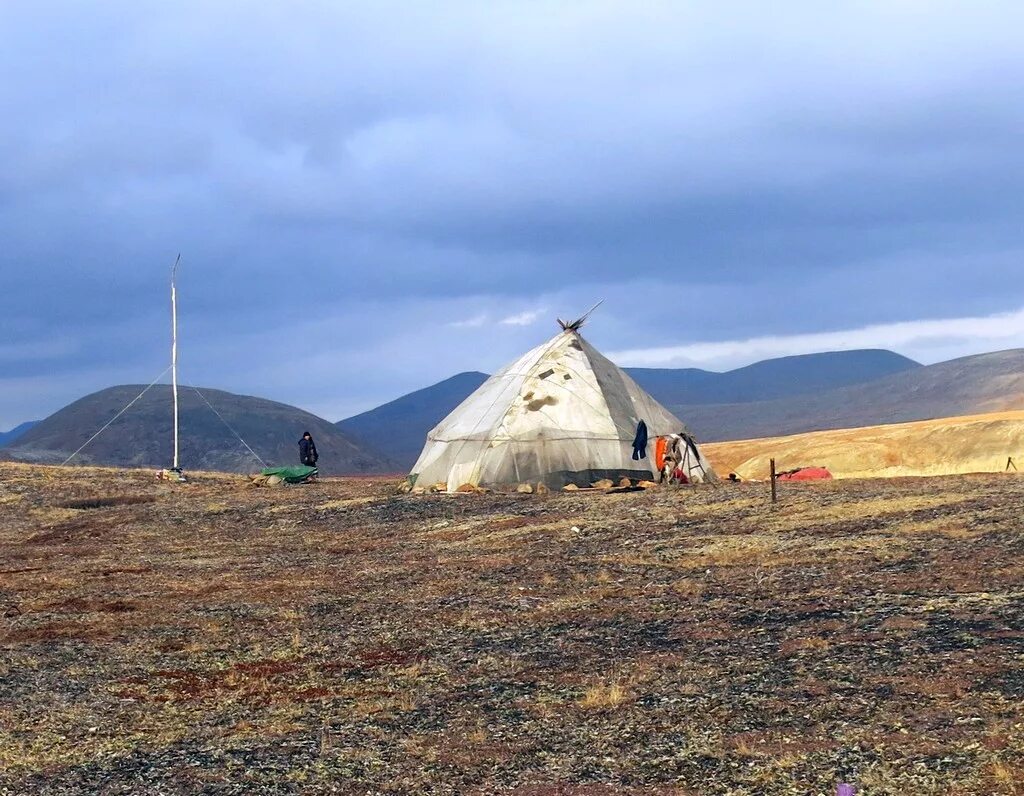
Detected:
[2,2,1023,427]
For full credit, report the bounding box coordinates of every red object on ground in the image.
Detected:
[778,466,833,481]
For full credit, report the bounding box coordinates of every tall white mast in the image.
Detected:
[171,254,181,471]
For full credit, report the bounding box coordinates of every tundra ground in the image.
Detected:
[1,463,1023,794]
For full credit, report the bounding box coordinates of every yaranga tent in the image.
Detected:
[409,319,716,490]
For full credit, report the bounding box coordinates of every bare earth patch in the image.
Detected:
[1,463,1023,794]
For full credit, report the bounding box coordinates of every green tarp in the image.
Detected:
[261,465,318,483]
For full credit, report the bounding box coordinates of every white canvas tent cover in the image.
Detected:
[410,326,716,490]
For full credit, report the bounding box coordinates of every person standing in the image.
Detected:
[299,431,318,468]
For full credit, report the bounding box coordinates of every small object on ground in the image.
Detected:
[637,480,657,489]
[429,482,448,493]
[397,481,413,494]
[591,478,614,489]
[455,483,482,493]
[411,486,425,494]
[728,472,741,482]
[836,785,855,796]
[516,483,534,494]
[535,483,549,494]
[562,483,579,491]
[259,465,317,484]
[618,477,632,487]
[778,466,832,481]
[266,475,284,487]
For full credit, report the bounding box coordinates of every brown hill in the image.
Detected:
[705,410,1024,480]
[2,385,393,475]
[676,349,1024,442]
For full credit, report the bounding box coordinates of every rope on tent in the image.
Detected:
[61,367,171,466]
[187,383,268,467]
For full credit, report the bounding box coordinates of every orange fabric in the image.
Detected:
[655,437,668,470]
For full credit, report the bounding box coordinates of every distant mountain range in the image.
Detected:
[627,349,920,405]
[0,421,39,448]
[671,348,1024,442]
[2,385,392,475]
[9,347,1023,475]
[337,371,491,470]
[337,348,926,469]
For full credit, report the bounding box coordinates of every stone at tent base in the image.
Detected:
[618,477,632,488]
[455,483,483,493]
[249,474,281,488]
[562,483,580,491]
[591,478,614,489]
[429,482,448,493]
[535,483,549,495]
[637,480,658,489]
[397,481,413,494]
[411,487,426,495]
[516,483,534,494]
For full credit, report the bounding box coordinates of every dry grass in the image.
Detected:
[705,409,1024,479]
[578,681,629,709]
[1,463,1023,794]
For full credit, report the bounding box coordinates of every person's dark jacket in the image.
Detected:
[299,437,318,466]
[631,420,648,460]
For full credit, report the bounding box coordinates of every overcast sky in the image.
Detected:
[2,2,1023,428]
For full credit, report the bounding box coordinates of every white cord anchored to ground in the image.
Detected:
[60,367,172,466]
[187,383,268,467]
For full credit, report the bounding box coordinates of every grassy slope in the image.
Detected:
[704,410,1024,480]
[1,463,1023,794]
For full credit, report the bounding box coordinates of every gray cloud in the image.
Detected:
[1,1,1023,427]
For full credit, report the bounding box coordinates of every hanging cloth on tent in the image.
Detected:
[632,420,648,460]
[654,436,668,470]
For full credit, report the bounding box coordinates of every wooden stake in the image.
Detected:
[770,458,777,503]
[1008,456,1017,472]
